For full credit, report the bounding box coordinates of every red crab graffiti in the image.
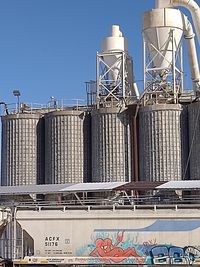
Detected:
[89,231,144,264]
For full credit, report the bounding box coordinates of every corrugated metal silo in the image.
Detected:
[45,110,91,184]
[91,107,133,182]
[188,102,200,180]
[1,113,44,186]
[138,104,188,182]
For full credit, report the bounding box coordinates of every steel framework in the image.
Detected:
[96,51,134,108]
[143,30,184,105]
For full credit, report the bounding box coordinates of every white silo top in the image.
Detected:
[102,25,128,53]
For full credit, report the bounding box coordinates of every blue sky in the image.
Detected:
[0,0,199,107]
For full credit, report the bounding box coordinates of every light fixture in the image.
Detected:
[13,90,21,97]
[13,89,21,113]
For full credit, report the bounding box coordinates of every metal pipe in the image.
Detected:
[155,0,200,93]
[172,0,200,45]
[183,17,200,92]
[133,82,139,99]
[132,105,139,182]
[156,0,200,44]
[143,40,146,94]
[0,102,9,115]
[180,44,184,92]
[172,30,177,103]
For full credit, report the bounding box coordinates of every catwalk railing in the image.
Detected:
[1,194,200,211]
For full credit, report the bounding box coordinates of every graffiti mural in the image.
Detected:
[89,231,144,264]
[76,220,200,265]
[76,231,200,265]
[85,235,200,265]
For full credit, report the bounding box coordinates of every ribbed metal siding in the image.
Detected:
[188,102,200,180]
[0,222,13,259]
[91,108,133,182]
[138,104,188,182]
[1,113,44,186]
[45,110,91,184]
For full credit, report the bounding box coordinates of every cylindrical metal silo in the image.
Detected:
[188,102,200,180]
[1,113,44,186]
[45,110,91,184]
[138,104,188,182]
[91,107,133,182]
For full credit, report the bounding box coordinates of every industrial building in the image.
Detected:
[0,0,200,266]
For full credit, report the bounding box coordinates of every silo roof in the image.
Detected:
[1,181,199,195]
[0,184,73,195]
[0,182,128,195]
[59,182,128,192]
[156,180,200,190]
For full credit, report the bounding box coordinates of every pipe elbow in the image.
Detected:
[172,1,200,39]
[184,18,195,39]
[171,0,199,11]
[184,32,195,39]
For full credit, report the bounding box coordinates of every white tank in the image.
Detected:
[142,8,184,74]
[102,25,128,83]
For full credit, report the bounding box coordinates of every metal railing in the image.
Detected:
[1,194,200,211]
[0,98,88,116]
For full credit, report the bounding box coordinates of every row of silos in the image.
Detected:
[1,107,133,185]
[1,102,200,186]
[1,109,91,186]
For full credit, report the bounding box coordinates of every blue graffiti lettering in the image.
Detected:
[149,245,200,265]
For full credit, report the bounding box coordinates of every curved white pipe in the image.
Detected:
[183,16,200,91]
[172,0,200,44]
[156,0,200,44]
[155,0,200,93]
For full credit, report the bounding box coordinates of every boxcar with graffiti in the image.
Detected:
[11,207,200,265]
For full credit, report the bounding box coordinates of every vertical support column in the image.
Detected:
[180,44,184,93]
[172,30,177,103]
[133,105,139,181]
[11,206,17,260]
[142,39,148,105]
[143,40,146,93]
[96,53,100,109]
[21,228,24,259]
[122,52,126,101]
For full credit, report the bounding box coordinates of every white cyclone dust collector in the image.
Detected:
[96,25,139,108]
[142,0,200,104]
